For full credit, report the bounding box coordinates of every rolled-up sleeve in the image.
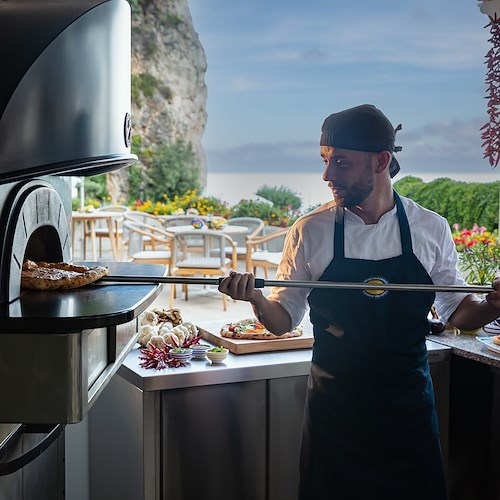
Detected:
[431,221,469,323]
[267,224,313,329]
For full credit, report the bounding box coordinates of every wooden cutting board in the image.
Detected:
[197,322,314,354]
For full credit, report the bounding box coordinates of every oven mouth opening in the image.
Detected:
[23,226,63,265]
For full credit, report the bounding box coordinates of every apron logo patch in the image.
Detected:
[362,277,389,299]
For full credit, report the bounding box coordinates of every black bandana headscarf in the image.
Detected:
[320,104,402,178]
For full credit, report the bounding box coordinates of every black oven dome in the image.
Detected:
[0,0,136,184]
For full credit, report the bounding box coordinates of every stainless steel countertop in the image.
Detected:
[118,339,450,392]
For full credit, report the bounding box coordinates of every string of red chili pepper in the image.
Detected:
[139,345,175,370]
[481,13,500,168]
[139,335,204,370]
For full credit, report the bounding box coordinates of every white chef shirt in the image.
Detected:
[267,195,468,328]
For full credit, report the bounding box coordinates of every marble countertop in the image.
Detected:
[428,330,500,369]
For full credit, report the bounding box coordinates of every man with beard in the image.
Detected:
[218,104,500,499]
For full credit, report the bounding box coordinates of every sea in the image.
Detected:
[204,171,500,208]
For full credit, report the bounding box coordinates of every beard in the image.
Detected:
[332,160,374,208]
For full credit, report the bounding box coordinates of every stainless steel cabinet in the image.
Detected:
[0,424,65,500]
[89,345,449,500]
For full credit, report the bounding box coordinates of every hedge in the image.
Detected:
[393,176,500,230]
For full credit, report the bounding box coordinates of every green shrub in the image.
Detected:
[255,185,302,211]
[144,139,201,201]
[231,199,273,220]
[84,174,108,201]
[393,176,500,230]
[131,73,160,107]
[161,14,183,29]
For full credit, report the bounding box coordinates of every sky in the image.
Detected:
[188,0,500,181]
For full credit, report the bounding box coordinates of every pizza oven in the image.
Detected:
[0,0,166,433]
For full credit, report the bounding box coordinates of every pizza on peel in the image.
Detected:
[21,260,109,290]
[220,318,303,340]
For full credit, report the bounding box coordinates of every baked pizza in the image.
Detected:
[221,318,303,340]
[21,260,109,290]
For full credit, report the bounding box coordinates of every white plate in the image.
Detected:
[477,336,500,354]
[483,320,500,336]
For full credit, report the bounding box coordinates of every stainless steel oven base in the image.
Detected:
[0,321,138,424]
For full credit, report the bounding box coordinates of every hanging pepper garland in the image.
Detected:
[481,13,500,167]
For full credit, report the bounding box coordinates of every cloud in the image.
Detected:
[205,141,319,173]
[399,117,489,173]
[198,2,488,72]
[205,117,496,176]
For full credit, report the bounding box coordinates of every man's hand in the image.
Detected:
[486,277,500,310]
[218,271,263,304]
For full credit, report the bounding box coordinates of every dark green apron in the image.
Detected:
[299,192,447,500]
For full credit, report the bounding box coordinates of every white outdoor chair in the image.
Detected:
[161,214,209,253]
[169,230,237,310]
[159,214,208,227]
[246,226,289,279]
[124,211,166,251]
[123,220,173,271]
[221,217,265,260]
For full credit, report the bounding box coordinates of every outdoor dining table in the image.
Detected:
[72,211,124,261]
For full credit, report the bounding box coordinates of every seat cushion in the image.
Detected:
[131,250,171,260]
[210,246,246,256]
[251,251,282,266]
[176,256,232,269]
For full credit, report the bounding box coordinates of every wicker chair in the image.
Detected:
[246,226,289,278]
[169,230,237,310]
[123,220,173,271]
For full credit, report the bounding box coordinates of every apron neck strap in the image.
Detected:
[394,191,413,255]
[334,205,345,258]
[333,191,413,259]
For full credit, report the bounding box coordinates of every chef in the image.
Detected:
[219,104,500,499]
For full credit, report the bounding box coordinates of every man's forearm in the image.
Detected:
[250,294,292,336]
[449,294,500,330]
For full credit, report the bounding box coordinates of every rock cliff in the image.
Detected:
[107,0,207,201]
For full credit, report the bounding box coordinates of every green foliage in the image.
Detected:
[255,185,302,211]
[230,199,297,227]
[84,174,108,201]
[131,73,172,107]
[458,243,500,285]
[144,36,158,57]
[127,0,142,16]
[161,14,183,29]
[131,73,159,107]
[143,139,201,201]
[231,199,273,220]
[159,85,173,102]
[393,176,500,230]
